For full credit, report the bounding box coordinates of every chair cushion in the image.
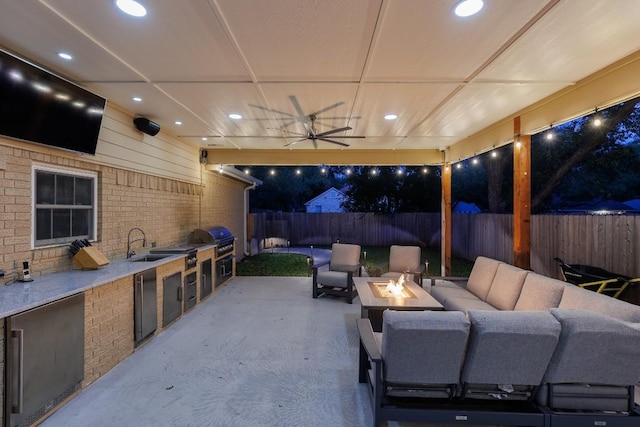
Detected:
[387,245,421,272]
[316,266,350,288]
[514,273,565,311]
[329,243,361,271]
[462,310,561,386]
[485,264,528,310]
[466,256,502,300]
[381,310,470,386]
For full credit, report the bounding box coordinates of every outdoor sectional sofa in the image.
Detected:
[358,256,640,427]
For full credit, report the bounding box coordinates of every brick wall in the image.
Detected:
[83,276,134,386]
[0,144,249,279]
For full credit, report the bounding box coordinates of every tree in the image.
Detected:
[531,100,639,212]
[240,166,345,212]
[340,166,441,213]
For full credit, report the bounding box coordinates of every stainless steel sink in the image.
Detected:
[129,254,174,262]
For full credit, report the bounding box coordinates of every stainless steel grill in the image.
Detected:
[190,226,235,257]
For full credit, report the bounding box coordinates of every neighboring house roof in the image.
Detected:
[304,187,346,206]
[453,201,481,213]
[623,199,640,211]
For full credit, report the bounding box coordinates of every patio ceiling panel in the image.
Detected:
[352,82,461,145]
[39,0,250,82]
[363,0,551,81]
[156,82,270,139]
[0,1,139,82]
[416,81,568,151]
[476,0,640,83]
[212,0,381,82]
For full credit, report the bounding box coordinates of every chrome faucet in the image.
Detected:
[127,227,147,258]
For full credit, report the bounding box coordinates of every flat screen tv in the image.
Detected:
[0,49,106,155]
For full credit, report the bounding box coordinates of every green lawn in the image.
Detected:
[236,246,474,277]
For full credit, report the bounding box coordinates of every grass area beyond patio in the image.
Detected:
[236,246,474,277]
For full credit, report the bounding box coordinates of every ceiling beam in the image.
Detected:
[204,149,443,166]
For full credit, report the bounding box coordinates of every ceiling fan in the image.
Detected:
[282,114,365,149]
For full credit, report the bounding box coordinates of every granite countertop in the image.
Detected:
[0,245,216,318]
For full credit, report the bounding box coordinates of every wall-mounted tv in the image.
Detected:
[0,49,106,155]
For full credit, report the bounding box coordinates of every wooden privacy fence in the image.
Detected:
[248,212,640,279]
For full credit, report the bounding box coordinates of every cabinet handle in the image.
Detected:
[177,286,183,301]
[11,329,24,414]
[137,275,144,339]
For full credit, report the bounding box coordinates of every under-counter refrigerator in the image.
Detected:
[5,293,85,427]
[134,268,157,346]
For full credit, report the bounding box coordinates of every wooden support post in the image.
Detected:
[513,117,531,269]
[441,162,452,275]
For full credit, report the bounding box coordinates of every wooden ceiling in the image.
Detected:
[1,0,640,164]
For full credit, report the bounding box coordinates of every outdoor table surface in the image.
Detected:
[354,277,443,331]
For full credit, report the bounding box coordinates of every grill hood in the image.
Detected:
[190,226,234,246]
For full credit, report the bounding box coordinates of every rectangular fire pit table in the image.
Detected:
[354,277,444,332]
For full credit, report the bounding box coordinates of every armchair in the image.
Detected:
[312,243,361,304]
[380,245,426,286]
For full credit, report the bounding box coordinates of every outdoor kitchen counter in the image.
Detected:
[0,244,216,318]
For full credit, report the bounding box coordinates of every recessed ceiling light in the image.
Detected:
[115,0,147,17]
[201,137,208,141]
[132,96,142,102]
[384,114,398,120]
[57,52,73,61]
[228,113,242,120]
[454,0,484,17]
[174,120,182,125]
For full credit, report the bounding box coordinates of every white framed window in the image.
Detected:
[32,165,98,248]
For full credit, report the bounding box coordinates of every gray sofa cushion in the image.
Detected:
[462,311,560,386]
[466,256,502,300]
[543,309,640,386]
[444,296,497,313]
[485,264,528,310]
[514,273,565,311]
[430,283,478,305]
[381,310,470,386]
[537,309,640,410]
[558,284,640,323]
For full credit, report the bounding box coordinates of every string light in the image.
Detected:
[546,123,554,140]
[592,108,602,127]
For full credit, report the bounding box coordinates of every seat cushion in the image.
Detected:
[430,284,476,305]
[514,273,565,311]
[485,264,528,310]
[444,296,497,313]
[462,310,561,386]
[381,310,470,386]
[316,266,350,288]
[466,256,502,300]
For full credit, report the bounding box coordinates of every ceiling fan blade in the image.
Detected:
[284,138,307,147]
[267,128,305,137]
[288,95,306,117]
[310,101,345,117]
[324,135,365,139]
[318,138,350,147]
[248,104,295,118]
[316,126,352,137]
